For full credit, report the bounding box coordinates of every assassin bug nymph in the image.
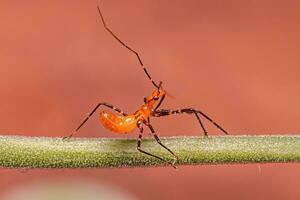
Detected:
[63,5,228,168]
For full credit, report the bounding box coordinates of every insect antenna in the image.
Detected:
[97,5,159,89]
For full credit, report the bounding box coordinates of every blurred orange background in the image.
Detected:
[1,0,300,199]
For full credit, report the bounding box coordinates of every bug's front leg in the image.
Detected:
[152,108,228,136]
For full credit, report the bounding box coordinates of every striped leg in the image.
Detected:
[154,94,166,111]
[143,121,178,163]
[153,108,228,136]
[63,102,127,140]
[137,123,176,169]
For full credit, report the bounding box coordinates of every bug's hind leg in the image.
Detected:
[137,123,177,169]
[63,102,127,140]
[153,108,228,136]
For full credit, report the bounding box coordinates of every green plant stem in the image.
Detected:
[0,135,300,168]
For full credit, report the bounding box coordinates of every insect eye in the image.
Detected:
[144,97,147,103]
[153,96,159,100]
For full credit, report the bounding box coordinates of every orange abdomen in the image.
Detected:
[99,111,137,134]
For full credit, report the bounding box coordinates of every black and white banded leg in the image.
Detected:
[144,121,178,163]
[63,102,127,140]
[153,108,228,136]
[137,123,176,169]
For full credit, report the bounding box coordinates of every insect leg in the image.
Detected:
[153,108,228,135]
[137,123,176,169]
[153,94,166,111]
[63,102,127,140]
[97,5,159,89]
[143,121,178,162]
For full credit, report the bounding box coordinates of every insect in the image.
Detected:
[63,5,228,168]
